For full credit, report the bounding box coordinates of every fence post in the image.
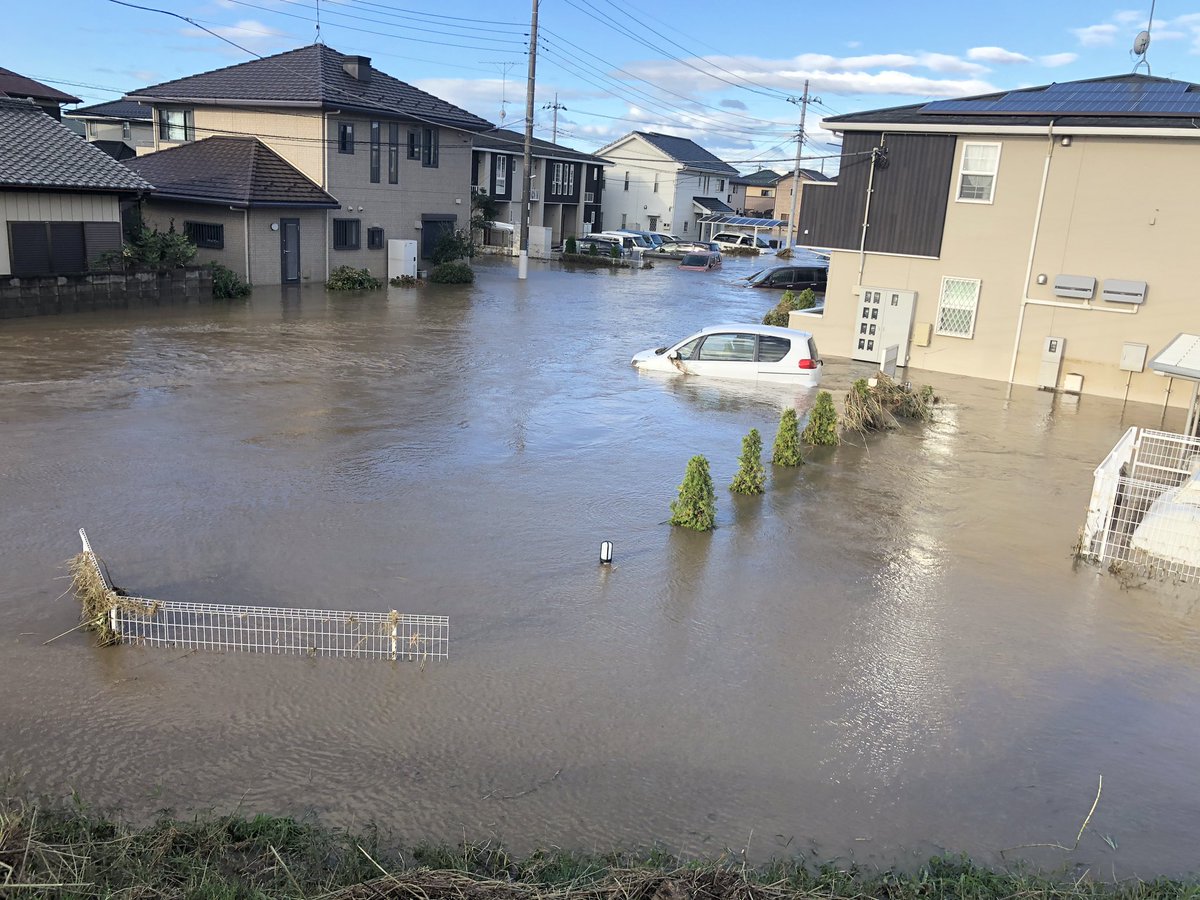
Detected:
[390,615,398,661]
[109,606,119,640]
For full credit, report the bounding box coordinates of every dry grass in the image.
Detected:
[842,375,937,434]
[67,551,122,646]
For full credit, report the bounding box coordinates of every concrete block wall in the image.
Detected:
[0,267,214,318]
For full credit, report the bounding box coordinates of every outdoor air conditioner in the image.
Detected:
[1053,274,1096,300]
[1102,279,1147,305]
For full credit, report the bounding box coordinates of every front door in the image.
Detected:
[280,218,300,283]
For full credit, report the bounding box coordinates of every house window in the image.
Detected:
[333,218,361,250]
[761,188,770,196]
[370,121,381,182]
[122,121,131,141]
[367,226,385,250]
[388,123,399,183]
[158,108,193,142]
[700,175,710,192]
[184,221,224,249]
[338,121,355,154]
[682,221,688,232]
[653,173,658,193]
[957,142,1000,203]
[496,155,507,193]
[551,162,562,194]
[935,276,981,338]
[624,171,629,191]
[407,129,421,160]
[620,213,627,228]
[718,179,724,192]
[567,164,574,194]
[421,127,439,167]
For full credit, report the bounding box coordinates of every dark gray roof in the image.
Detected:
[0,67,79,105]
[0,98,152,192]
[124,136,339,208]
[633,131,738,176]
[825,73,1200,130]
[67,99,152,121]
[731,169,781,187]
[472,128,605,164]
[92,140,137,161]
[693,196,734,213]
[127,44,493,132]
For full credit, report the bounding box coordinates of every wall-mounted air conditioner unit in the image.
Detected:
[1053,274,1096,300]
[1102,279,1147,305]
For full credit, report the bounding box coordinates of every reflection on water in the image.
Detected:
[2,257,1200,876]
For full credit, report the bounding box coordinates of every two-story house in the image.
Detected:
[0,67,79,120]
[124,45,494,283]
[471,129,607,248]
[773,168,830,225]
[797,73,1200,407]
[596,131,739,239]
[0,97,151,277]
[729,169,781,216]
[64,100,154,160]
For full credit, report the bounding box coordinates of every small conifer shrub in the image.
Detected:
[801,391,839,446]
[730,428,766,494]
[772,408,805,466]
[670,455,716,531]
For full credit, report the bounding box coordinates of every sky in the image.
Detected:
[6,0,1197,176]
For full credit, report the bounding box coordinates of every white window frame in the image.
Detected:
[956,142,1001,204]
[495,155,507,194]
[934,276,982,339]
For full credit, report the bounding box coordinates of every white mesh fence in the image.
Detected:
[1083,429,1200,584]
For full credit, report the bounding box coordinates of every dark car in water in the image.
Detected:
[746,264,828,292]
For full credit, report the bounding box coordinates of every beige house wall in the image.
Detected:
[798,131,1200,408]
[157,106,326,183]
[139,200,247,275]
[0,191,121,275]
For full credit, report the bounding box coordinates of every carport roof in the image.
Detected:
[1151,333,1200,381]
[698,213,785,227]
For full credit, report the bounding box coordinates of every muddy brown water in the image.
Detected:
[2,256,1199,877]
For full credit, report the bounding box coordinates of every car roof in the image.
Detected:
[700,323,814,339]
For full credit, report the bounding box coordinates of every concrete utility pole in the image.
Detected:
[543,93,566,143]
[518,0,539,280]
[784,79,819,251]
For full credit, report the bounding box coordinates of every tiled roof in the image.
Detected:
[693,196,734,213]
[472,128,605,164]
[731,169,781,187]
[824,73,1200,130]
[124,136,339,208]
[0,66,80,104]
[0,98,152,192]
[67,99,152,121]
[632,132,739,176]
[127,44,494,132]
[92,140,137,161]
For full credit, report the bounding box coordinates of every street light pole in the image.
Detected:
[518,0,539,280]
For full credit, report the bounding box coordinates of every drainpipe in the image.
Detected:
[855,139,884,286]
[1006,120,1138,389]
[243,208,250,281]
[323,111,331,281]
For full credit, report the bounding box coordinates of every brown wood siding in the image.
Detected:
[798,132,955,258]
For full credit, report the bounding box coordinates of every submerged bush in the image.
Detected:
[565,235,577,254]
[389,274,423,287]
[326,266,382,291]
[802,391,839,446]
[670,455,716,531]
[429,261,475,284]
[762,288,818,327]
[209,262,251,299]
[772,408,805,466]
[431,229,475,265]
[730,428,766,495]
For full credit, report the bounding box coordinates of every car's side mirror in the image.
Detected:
[667,350,680,360]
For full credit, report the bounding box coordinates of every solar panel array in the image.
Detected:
[923,79,1200,117]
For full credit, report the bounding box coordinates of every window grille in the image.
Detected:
[935,276,981,338]
[367,226,384,250]
[333,218,360,250]
[185,221,224,249]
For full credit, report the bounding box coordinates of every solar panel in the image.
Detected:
[922,79,1200,117]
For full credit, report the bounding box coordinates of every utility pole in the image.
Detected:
[543,93,566,143]
[518,0,539,280]
[784,79,819,251]
[480,61,516,125]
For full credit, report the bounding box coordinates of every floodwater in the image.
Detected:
[2,255,1199,878]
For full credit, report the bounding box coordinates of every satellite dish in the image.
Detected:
[1133,30,1151,56]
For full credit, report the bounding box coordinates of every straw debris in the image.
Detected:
[67,552,155,646]
[842,374,937,434]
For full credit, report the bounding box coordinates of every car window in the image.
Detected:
[757,335,790,362]
[680,254,709,266]
[768,270,792,286]
[698,333,756,361]
[674,337,703,359]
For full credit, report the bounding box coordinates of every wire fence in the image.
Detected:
[1082,428,1200,584]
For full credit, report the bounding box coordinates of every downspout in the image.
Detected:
[855,139,883,286]
[243,208,250,282]
[1006,120,1138,389]
[323,111,330,281]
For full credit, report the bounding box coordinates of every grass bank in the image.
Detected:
[1,797,1194,898]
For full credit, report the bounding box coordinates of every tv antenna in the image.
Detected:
[481,60,517,124]
[1131,0,1155,73]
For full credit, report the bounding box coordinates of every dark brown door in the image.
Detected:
[280,218,300,283]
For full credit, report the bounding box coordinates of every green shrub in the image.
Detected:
[209,262,251,299]
[670,455,716,531]
[588,243,599,256]
[762,288,818,327]
[431,229,474,264]
[102,220,197,271]
[389,274,423,287]
[802,391,839,446]
[326,265,383,290]
[772,407,805,466]
[565,236,577,254]
[609,245,621,259]
[429,261,475,284]
[730,428,766,494]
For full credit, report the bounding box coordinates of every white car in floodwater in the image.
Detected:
[631,324,823,385]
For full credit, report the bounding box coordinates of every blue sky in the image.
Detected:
[7,0,1196,174]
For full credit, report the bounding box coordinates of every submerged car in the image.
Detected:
[746,264,828,292]
[631,324,822,385]
[652,240,721,259]
[712,231,772,251]
[678,252,721,271]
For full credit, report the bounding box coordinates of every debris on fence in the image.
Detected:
[68,529,448,660]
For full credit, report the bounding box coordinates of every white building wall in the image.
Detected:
[0,191,121,276]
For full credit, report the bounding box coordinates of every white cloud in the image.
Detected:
[918,52,988,75]
[180,19,290,55]
[1039,52,1078,67]
[967,46,1032,64]
[1072,23,1119,46]
[1113,10,1144,25]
